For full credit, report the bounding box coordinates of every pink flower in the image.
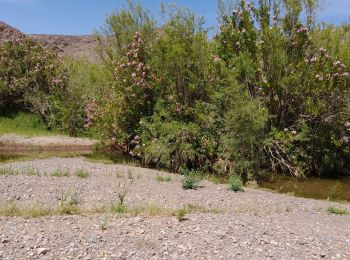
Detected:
[131,73,137,78]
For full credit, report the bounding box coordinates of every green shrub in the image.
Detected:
[74,169,90,178]
[228,175,244,192]
[52,169,70,177]
[176,208,187,221]
[328,182,342,201]
[217,0,350,177]
[52,58,112,137]
[182,174,200,190]
[0,38,67,127]
[327,207,349,215]
[111,203,128,214]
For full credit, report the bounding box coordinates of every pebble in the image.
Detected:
[37,248,50,255]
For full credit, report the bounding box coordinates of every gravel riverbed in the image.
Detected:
[0,157,349,259]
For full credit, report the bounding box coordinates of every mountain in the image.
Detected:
[0,21,99,62]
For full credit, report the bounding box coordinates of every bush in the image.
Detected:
[0,38,67,127]
[327,207,349,215]
[217,0,350,176]
[182,173,200,190]
[91,0,350,179]
[52,58,112,136]
[228,175,244,192]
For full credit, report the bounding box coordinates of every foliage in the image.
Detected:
[0,38,68,127]
[74,169,90,178]
[327,207,349,215]
[52,58,112,136]
[176,207,187,221]
[328,181,342,201]
[3,0,350,179]
[0,112,58,136]
[182,171,200,190]
[97,0,156,66]
[228,175,244,192]
[217,0,350,176]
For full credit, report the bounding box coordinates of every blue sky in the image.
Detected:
[0,0,349,35]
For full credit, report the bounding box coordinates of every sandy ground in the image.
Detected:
[0,134,97,151]
[0,157,349,259]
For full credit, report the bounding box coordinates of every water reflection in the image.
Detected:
[258,174,350,202]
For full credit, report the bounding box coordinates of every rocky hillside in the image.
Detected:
[0,21,99,62]
[0,21,26,43]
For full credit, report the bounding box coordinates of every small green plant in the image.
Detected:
[0,167,19,176]
[52,168,70,177]
[328,182,342,201]
[24,167,40,176]
[58,189,80,215]
[111,180,133,214]
[75,169,90,178]
[327,207,349,215]
[111,203,128,214]
[182,173,200,190]
[0,202,52,218]
[228,175,244,192]
[156,175,172,182]
[176,208,187,221]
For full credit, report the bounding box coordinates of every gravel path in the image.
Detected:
[0,157,349,259]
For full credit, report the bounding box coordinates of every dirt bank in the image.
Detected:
[0,134,97,151]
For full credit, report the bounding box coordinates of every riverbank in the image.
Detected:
[0,134,97,151]
[0,157,349,259]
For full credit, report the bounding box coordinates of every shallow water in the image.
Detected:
[258,174,350,202]
[0,150,91,163]
[0,150,138,165]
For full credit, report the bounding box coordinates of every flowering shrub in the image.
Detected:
[91,0,350,178]
[0,38,67,126]
[94,31,155,151]
[217,0,350,176]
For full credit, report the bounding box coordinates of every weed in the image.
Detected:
[111,180,133,214]
[182,174,200,190]
[328,182,342,201]
[156,175,172,182]
[52,168,70,177]
[327,207,349,215]
[0,112,58,137]
[0,202,52,218]
[176,208,187,221]
[0,167,19,176]
[111,203,128,213]
[75,169,90,178]
[228,175,244,192]
[58,189,80,215]
[26,167,40,176]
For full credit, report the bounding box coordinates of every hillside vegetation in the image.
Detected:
[1,0,350,180]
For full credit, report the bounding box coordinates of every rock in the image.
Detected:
[1,239,10,244]
[37,248,50,255]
